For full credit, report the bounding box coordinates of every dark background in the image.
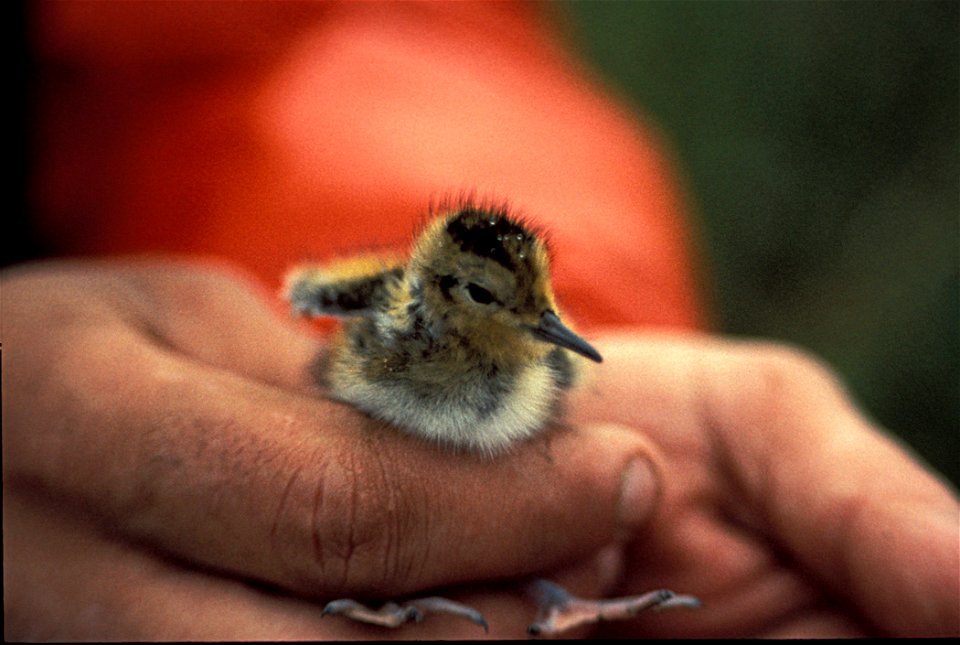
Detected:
[559,0,958,487]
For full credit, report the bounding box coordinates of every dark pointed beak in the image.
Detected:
[529,310,603,363]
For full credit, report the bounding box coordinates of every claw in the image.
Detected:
[321,596,488,632]
[408,597,489,632]
[525,579,701,638]
[321,599,422,628]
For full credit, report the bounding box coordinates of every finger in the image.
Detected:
[4,275,662,600]
[40,259,324,391]
[565,334,958,637]
[755,606,868,637]
[2,489,536,640]
[700,341,960,636]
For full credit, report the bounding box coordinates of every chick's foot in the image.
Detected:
[525,578,701,637]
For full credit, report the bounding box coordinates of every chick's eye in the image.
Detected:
[466,283,496,305]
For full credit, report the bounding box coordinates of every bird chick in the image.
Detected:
[286,204,602,455]
[285,203,699,636]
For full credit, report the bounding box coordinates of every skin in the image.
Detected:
[3,259,958,639]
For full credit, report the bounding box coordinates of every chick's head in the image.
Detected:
[409,208,601,365]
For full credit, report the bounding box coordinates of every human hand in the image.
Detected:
[2,259,662,640]
[562,333,959,637]
[5,260,955,639]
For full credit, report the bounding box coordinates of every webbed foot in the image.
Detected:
[525,578,701,637]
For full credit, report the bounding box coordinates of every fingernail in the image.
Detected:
[617,457,660,538]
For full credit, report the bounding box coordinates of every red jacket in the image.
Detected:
[33,1,704,330]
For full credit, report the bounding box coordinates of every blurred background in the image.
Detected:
[558,1,958,486]
[8,1,956,488]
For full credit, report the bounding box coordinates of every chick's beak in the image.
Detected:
[529,310,603,363]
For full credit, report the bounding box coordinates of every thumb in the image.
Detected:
[308,420,663,597]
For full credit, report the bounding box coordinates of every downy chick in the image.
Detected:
[285,203,699,636]
[286,205,601,455]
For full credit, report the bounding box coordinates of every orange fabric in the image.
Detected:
[33,1,704,330]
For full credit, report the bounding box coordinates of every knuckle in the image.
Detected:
[716,339,852,445]
[748,341,844,400]
[705,338,848,440]
[290,444,431,597]
[703,339,851,513]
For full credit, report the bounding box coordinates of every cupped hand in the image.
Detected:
[4,259,956,640]
[564,333,959,637]
[2,259,657,640]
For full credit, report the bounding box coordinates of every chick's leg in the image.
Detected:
[525,578,701,637]
[321,596,488,632]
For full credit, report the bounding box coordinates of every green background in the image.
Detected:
[560,0,958,486]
